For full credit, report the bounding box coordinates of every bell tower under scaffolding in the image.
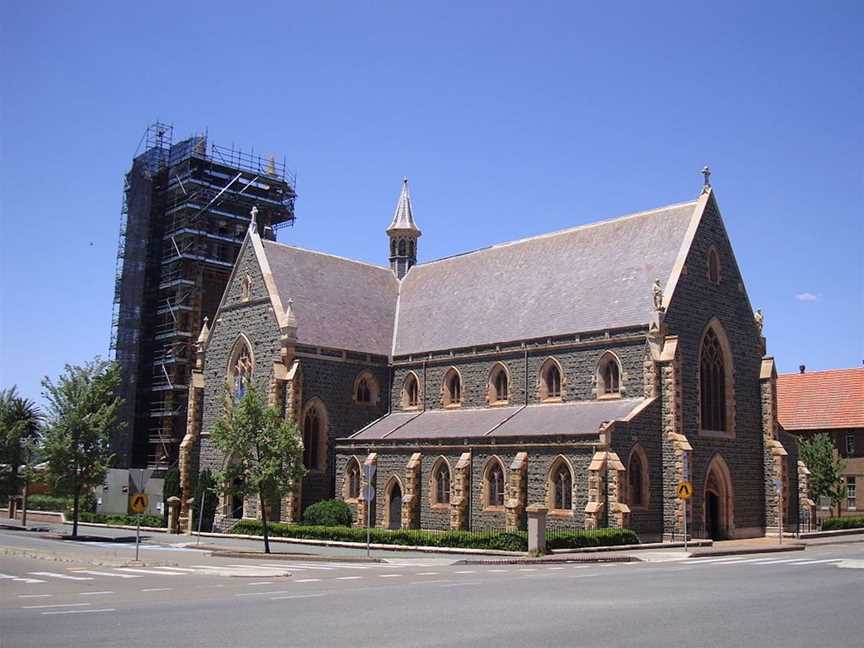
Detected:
[110,122,296,469]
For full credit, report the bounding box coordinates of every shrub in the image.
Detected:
[191,469,218,533]
[302,499,353,527]
[25,494,70,511]
[78,511,164,528]
[821,516,864,531]
[229,521,639,553]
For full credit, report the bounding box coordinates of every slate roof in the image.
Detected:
[386,178,421,235]
[392,201,697,356]
[261,241,398,356]
[777,368,864,431]
[351,398,646,440]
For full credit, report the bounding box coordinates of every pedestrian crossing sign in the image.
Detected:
[130,493,149,513]
[676,482,693,500]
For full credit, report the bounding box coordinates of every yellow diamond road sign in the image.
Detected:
[676,481,693,500]
[130,493,149,514]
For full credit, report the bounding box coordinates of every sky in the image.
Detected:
[1,1,862,405]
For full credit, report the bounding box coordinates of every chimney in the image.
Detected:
[799,364,806,374]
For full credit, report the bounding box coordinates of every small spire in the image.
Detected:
[702,165,712,193]
[386,177,421,235]
[285,298,297,325]
[197,316,210,344]
[249,205,259,233]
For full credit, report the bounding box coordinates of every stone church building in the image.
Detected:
[179,176,808,541]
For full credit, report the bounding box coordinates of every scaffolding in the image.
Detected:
[110,122,296,469]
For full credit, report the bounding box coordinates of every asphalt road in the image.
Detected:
[2,534,862,648]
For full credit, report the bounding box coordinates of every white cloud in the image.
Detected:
[795,292,820,302]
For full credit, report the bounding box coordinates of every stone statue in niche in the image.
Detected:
[652,279,664,312]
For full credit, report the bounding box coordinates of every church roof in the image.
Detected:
[392,200,698,356]
[261,240,398,356]
[777,368,864,431]
[351,398,647,440]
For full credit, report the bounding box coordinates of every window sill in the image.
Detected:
[430,503,450,510]
[489,400,510,407]
[483,505,505,513]
[699,428,735,440]
[444,403,462,409]
[542,397,563,404]
[548,509,574,518]
[597,393,622,401]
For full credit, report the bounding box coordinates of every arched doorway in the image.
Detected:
[386,480,402,530]
[704,455,734,540]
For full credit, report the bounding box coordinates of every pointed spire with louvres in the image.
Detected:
[386,178,421,279]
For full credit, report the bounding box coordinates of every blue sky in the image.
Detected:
[1,1,861,404]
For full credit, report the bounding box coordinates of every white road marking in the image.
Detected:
[236,590,294,597]
[455,570,476,574]
[378,574,401,578]
[294,578,321,583]
[247,581,274,586]
[440,581,482,587]
[73,570,141,579]
[487,569,509,573]
[23,603,91,609]
[791,559,843,566]
[28,572,93,581]
[410,579,451,585]
[42,608,115,616]
[547,567,565,570]
[257,563,335,571]
[270,593,327,600]
[140,587,173,592]
[18,594,52,599]
[336,576,363,580]
[116,568,181,576]
[414,572,439,576]
[151,566,197,572]
[79,591,113,596]
[519,568,537,572]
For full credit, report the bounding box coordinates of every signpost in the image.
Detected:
[361,464,376,558]
[775,478,783,545]
[680,451,691,552]
[129,469,148,561]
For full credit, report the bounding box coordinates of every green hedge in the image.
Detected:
[77,512,164,528]
[25,495,70,511]
[230,520,638,552]
[546,528,639,550]
[301,499,353,527]
[821,516,864,531]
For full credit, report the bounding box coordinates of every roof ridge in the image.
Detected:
[779,367,864,377]
[262,239,390,272]
[416,198,698,267]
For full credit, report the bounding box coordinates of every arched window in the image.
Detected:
[302,405,326,470]
[398,239,407,256]
[401,373,420,409]
[228,338,254,400]
[488,364,509,404]
[230,477,244,519]
[700,328,728,432]
[408,240,416,258]
[443,368,462,407]
[707,247,721,285]
[353,371,379,405]
[485,459,505,508]
[539,358,563,400]
[596,352,621,397]
[431,459,451,505]
[345,459,361,500]
[390,239,396,256]
[548,458,573,511]
[627,446,649,509]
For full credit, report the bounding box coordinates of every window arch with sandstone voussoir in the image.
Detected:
[626,445,649,510]
[353,371,379,406]
[442,367,462,407]
[539,357,564,401]
[488,362,510,404]
[430,457,451,506]
[596,351,622,398]
[484,457,506,509]
[698,321,735,437]
[344,457,361,501]
[227,335,254,401]
[547,456,574,513]
[401,372,421,409]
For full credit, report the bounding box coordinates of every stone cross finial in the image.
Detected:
[652,278,664,312]
[702,165,712,192]
[754,308,764,335]
[250,205,259,232]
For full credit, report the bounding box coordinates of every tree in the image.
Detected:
[800,433,847,518]
[211,383,305,553]
[41,359,122,538]
[0,387,43,524]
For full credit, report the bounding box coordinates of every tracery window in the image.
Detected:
[432,460,451,505]
[346,459,361,500]
[489,364,509,403]
[700,328,727,432]
[231,343,253,400]
[550,460,573,511]
[486,460,505,508]
[443,369,462,407]
[627,447,649,509]
[539,359,563,400]
[356,377,371,403]
[597,353,621,397]
[402,374,420,409]
[303,407,323,470]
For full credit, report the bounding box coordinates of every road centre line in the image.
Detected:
[270,593,327,601]
[454,570,475,574]
[247,581,275,585]
[28,572,93,581]
[547,567,565,570]
[294,578,321,583]
[414,572,439,576]
[440,581,482,587]
[140,588,173,592]
[236,590,295,597]
[151,566,197,572]
[18,594,53,599]
[23,603,91,609]
[336,576,363,580]
[79,591,113,596]
[791,559,842,565]
[378,574,401,578]
[487,569,509,573]
[43,608,115,616]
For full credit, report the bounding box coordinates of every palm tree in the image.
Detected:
[0,387,43,525]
